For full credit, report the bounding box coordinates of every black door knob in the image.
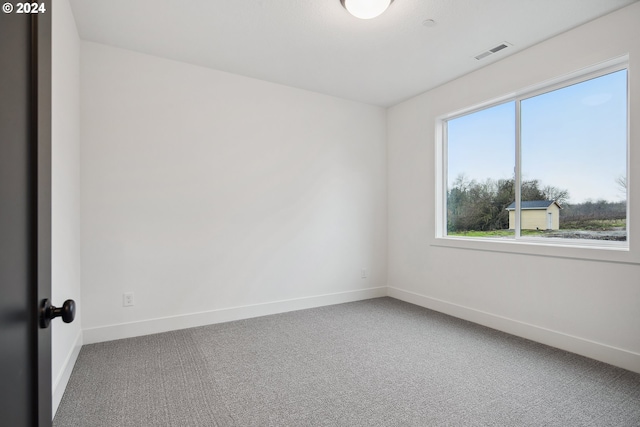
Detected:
[39,299,76,329]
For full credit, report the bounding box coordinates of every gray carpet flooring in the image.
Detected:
[54,297,640,426]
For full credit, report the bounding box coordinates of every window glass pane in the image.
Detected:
[520,70,627,241]
[446,102,515,238]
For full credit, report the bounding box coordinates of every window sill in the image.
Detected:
[432,235,637,265]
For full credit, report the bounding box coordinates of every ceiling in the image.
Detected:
[68,0,637,107]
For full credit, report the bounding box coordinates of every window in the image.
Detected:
[441,61,628,248]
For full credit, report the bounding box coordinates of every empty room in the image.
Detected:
[1,0,639,425]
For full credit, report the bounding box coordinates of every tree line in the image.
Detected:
[562,200,626,223]
[447,175,625,232]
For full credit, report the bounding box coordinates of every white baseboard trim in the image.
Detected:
[387,287,640,374]
[52,329,83,418]
[83,287,387,345]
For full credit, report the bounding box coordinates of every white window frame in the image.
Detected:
[435,56,634,264]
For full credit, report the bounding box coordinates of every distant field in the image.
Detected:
[449,230,546,238]
[448,230,516,238]
[560,218,626,230]
[448,219,626,240]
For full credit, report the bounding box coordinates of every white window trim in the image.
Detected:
[434,55,636,265]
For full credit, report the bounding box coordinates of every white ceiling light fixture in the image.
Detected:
[341,0,394,20]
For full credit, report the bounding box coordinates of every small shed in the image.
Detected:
[506,200,562,230]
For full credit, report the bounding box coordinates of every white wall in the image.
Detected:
[51,0,82,417]
[387,3,640,373]
[80,42,387,342]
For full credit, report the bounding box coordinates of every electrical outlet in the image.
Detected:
[123,292,134,307]
[361,269,367,278]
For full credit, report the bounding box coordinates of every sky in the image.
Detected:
[447,69,627,204]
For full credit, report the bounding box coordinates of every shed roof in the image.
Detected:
[505,200,562,210]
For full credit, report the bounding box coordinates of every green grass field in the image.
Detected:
[448,230,513,237]
[448,219,626,238]
[560,219,626,230]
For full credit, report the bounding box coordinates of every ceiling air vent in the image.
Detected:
[474,42,512,60]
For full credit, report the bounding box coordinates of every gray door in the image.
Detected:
[1,3,54,425]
